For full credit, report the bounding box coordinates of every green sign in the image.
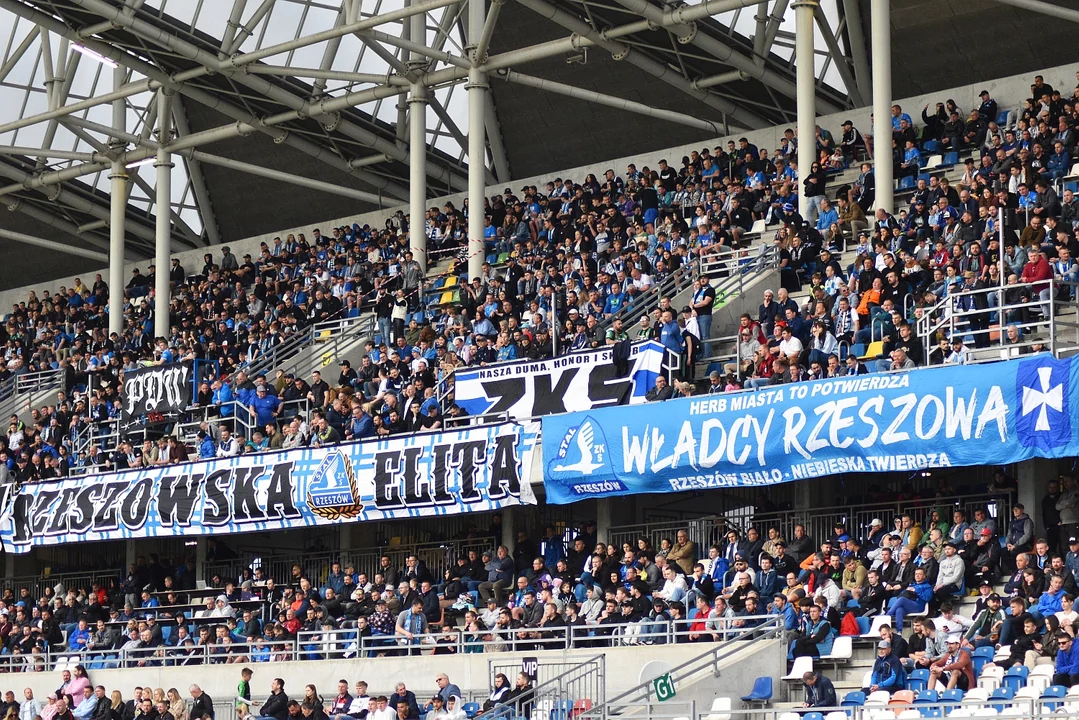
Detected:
[653,673,676,702]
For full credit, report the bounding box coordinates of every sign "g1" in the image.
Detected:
[653,673,676,702]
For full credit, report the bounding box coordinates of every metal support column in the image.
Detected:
[871,0,893,213]
[466,0,488,282]
[841,0,871,99]
[108,65,128,339]
[410,83,428,273]
[793,0,817,220]
[154,89,173,340]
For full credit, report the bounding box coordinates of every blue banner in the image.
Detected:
[541,355,1079,504]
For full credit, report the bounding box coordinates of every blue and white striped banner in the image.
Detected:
[0,422,538,553]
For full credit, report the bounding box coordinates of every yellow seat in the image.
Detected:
[860,341,885,359]
[444,275,458,288]
[315,329,332,342]
[439,290,455,305]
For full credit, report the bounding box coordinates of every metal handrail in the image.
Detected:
[206,537,495,589]
[611,489,1013,560]
[579,616,784,720]
[916,277,1079,365]
[243,312,374,381]
[593,264,695,337]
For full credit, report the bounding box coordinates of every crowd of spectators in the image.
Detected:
[0,665,540,720]
[676,74,1079,392]
[1,72,1077,475]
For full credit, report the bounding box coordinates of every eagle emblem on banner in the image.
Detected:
[307,451,365,521]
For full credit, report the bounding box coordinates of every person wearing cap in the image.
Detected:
[966,592,1004,648]
[840,119,864,160]
[865,518,887,548]
[929,634,974,691]
[962,526,999,590]
[865,639,905,694]
[933,542,965,608]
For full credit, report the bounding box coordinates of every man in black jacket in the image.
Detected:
[254,679,289,720]
[90,686,113,720]
[802,671,837,709]
[188,686,214,720]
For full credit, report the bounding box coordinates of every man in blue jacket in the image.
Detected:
[1054,633,1079,687]
[865,640,906,694]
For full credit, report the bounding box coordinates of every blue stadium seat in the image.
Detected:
[1002,665,1028,693]
[841,692,866,708]
[923,140,942,153]
[741,677,773,707]
[988,686,1014,712]
[802,714,824,720]
[971,646,995,676]
[898,176,915,191]
[907,669,930,693]
[1041,685,1067,710]
[941,152,959,167]
[849,343,866,358]
[940,689,963,713]
[462,703,479,719]
[855,617,870,635]
[996,111,1010,126]
[915,690,939,705]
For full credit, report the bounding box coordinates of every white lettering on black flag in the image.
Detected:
[121,362,193,430]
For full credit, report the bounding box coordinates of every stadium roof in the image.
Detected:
[0,0,1073,288]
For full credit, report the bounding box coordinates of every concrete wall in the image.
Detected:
[13,640,782,705]
[5,62,1077,312]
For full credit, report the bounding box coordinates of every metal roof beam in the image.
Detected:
[0,25,38,83]
[985,0,1079,23]
[0,0,412,202]
[0,227,108,262]
[500,70,723,133]
[63,0,470,191]
[813,5,862,106]
[607,0,842,113]
[170,95,218,246]
[516,0,765,129]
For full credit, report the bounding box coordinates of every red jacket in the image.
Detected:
[1020,256,1051,292]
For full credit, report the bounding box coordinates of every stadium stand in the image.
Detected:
[6,62,1079,478]
[2,31,1079,720]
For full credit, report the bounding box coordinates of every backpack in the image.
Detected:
[839,611,861,636]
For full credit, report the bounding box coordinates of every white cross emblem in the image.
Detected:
[1022,366,1063,432]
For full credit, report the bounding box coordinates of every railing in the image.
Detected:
[915,278,1079,365]
[609,513,755,557]
[0,367,64,411]
[11,620,777,675]
[206,537,495,591]
[483,655,605,720]
[611,490,1012,559]
[752,490,1014,554]
[715,698,1079,720]
[240,312,374,381]
[0,569,122,601]
[593,264,695,337]
[579,617,784,720]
